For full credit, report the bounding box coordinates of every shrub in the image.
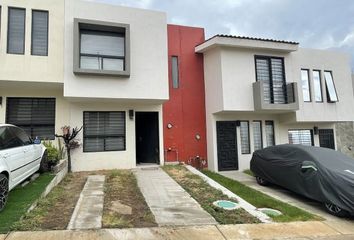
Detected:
[42,141,60,168]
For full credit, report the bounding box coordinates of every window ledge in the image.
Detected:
[74,68,130,77]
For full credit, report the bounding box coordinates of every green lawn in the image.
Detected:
[0,173,54,233]
[243,169,254,177]
[202,170,322,222]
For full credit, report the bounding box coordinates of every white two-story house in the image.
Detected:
[0,0,168,171]
[196,35,354,172]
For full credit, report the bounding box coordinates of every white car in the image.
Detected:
[0,124,47,211]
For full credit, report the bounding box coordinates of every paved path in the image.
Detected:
[133,167,217,226]
[67,175,105,230]
[220,171,354,235]
[2,221,353,240]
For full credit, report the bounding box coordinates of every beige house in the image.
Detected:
[0,0,168,171]
[196,35,354,171]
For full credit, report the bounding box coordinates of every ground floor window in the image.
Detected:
[6,97,56,139]
[288,129,313,146]
[253,121,263,151]
[83,111,126,152]
[240,121,250,154]
[265,120,275,146]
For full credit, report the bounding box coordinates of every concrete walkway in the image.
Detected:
[67,175,106,230]
[2,221,354,240]
[133,167,217,226]
[220,171,354,235]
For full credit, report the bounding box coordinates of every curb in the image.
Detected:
[185,165,272,223]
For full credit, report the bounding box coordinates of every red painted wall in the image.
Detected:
[163,24,207,165]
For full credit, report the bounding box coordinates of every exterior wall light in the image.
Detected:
[313,126,319,135]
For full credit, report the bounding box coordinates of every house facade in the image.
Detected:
[196,36,354,171]
[0,0,353,172]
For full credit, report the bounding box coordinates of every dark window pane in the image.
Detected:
[253,121,262,151]
[172,56,179,89]
[32,10,48,56]
[9,126,32,145]
[83,111,126,152]
[240,121,250,154]
[265,120,275,146]
[324,71,338,102]
[0,127,23,150]
[7,8,26,54]
[6,98,56,140]
[288,129,313,146]
[301,69,311,102]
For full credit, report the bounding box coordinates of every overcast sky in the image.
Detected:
[92,0,354,71]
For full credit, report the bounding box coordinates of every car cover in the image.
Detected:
[250,144,354,213]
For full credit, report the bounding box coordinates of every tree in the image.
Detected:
[55,126,82,172]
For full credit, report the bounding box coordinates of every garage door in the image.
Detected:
[216,121,238,171]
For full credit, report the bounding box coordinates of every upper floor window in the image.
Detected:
[301,69,311,102]
[324,71,338,102]
[73,19,130,77]
[313,70,323,102]
[255,56,286,104]
[171,56,179,89]
[7,7,26,54]
[31,10,49,56]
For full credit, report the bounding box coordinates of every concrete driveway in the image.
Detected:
[220,171,354,235]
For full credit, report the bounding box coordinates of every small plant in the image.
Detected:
[42,141,60,171]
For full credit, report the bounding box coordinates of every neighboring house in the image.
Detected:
[196,35,354,172]
[163,25,207,165]
[0,0,168,171]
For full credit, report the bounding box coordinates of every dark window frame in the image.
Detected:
[254,55,287,104]
[73,18,130,77]
[252,120,263,151]
[288,129,314,146]
[312,69,323,103]
[301,69,311,102]
[323,70,339,103]
[7,7,26,55]
[83,111,126,153]
[171,55,179,89]
[265,120,275,146]
[240,120,251,154]
[6,97,56,140]
[31,9,49,56]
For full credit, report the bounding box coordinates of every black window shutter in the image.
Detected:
[32,10,48,56]
[7,8,26,54]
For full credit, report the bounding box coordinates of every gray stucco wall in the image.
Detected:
[335,122,354,158]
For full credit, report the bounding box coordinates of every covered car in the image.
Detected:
[250,144,354,217]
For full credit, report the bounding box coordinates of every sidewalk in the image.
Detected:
[133,167,217,226]
[1,221,353,240]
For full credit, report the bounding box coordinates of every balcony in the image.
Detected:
[253,81,299,112]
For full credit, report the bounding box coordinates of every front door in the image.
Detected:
[319,129,335,149]
[216,121,238,171]
[135,112,160,164]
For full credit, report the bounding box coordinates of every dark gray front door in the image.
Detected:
[216,121,238,171]
[319,129,335,149]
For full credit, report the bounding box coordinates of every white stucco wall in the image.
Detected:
[292,48,354,122]
[63,0,169,101]
[0,0,64,83]
[70,102,164,171]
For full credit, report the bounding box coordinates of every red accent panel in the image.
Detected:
[163,24,207,165]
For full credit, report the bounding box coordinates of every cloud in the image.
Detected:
[93,0,354,70]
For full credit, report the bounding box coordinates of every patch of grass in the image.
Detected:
[163,165,259,224]
[243,169,254,177]
[102,170,156,228]
[202,170,322,222]
[0,173,54,233]
[12,172,88,231]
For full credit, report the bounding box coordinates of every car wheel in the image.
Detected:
[0,174,9,212]
[39,151,49,173]
[256,176,269,186]
[324,203,349,217]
